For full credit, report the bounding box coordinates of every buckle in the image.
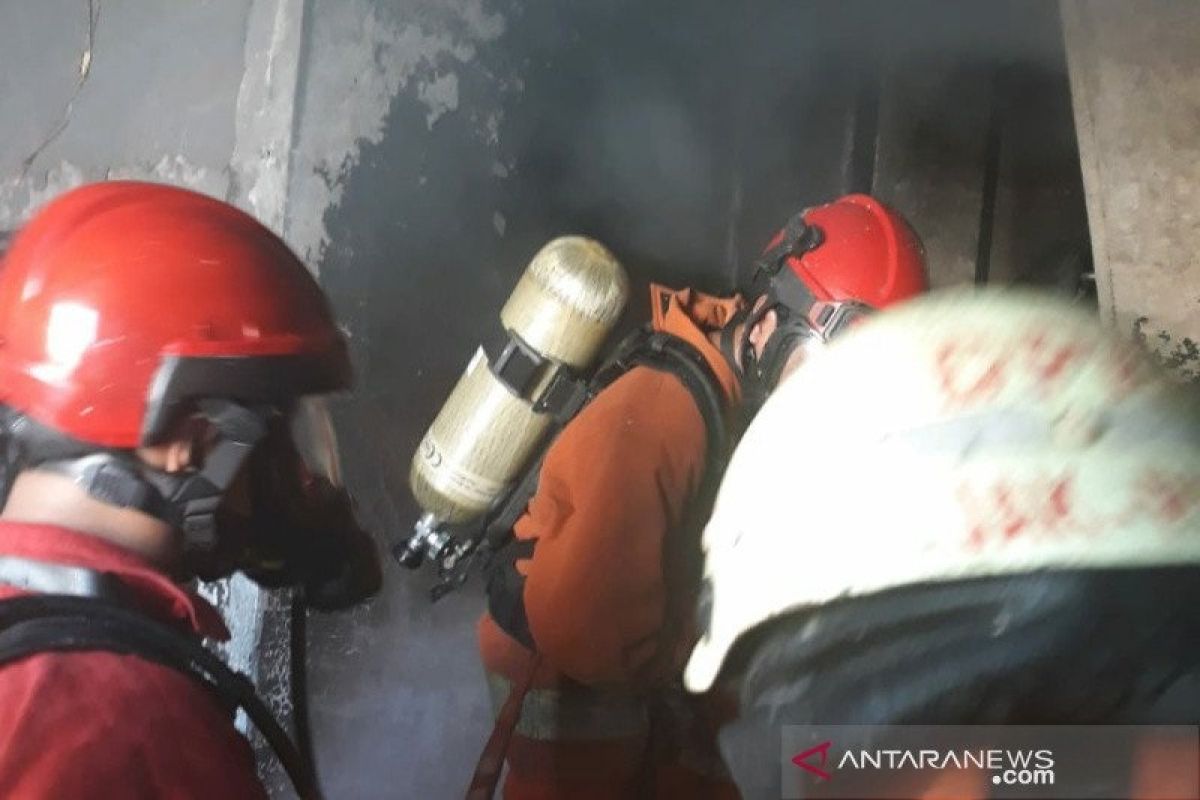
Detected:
[486,331,548,400]
[807,301,872,341]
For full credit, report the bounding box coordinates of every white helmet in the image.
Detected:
[685,289,1200,692]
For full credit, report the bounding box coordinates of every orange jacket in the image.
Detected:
[478,284,744,800]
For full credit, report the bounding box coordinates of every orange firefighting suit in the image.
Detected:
[477,284,745,800]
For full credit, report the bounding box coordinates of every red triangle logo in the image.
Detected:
[792,740,833,781]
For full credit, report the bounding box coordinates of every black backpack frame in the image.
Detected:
[423,325,731,601]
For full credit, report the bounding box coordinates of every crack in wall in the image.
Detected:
[19,0,100,178]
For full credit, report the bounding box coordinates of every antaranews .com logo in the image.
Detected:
[781,725,1198,799]
[792,740,1054,787]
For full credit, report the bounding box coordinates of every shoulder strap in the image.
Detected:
[0,594,320,800]
[435,326,733,603]
[603,326,730,478]
[516,325,730,534]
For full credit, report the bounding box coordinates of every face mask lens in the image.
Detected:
[288,397,343,488]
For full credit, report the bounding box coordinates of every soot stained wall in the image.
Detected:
[304,2,1088,797]
[0,2,1090,798]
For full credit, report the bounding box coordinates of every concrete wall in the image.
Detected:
[293,3,518,795]
[0,1,296,791]
[0,2,1095,798]
[1062,0,1200,380]
[302,3,870,795]
[306,4,1089,798]
[0,0,245,208]
[0,1,506,794]
[872,0,1089,291]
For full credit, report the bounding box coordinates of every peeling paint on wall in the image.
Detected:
[285,0,508,265]
[197,576,268,677]
[0,161,87,225]
[230,0,306,241]
[0,154,230,230]
[418,72,460,127]
[1063,1,1200,345]
[1133,316,1200,383]
[0,0,252,228]
[0,154,228,229]
[109,154,230,198]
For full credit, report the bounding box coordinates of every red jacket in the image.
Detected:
[479,285,745,799]
[0,521,266,799]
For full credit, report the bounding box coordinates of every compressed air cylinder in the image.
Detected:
[409,237,628,524]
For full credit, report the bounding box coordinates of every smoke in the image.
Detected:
[306,2,1096,797]
[490,0,1082,297]
[569,85,722,272]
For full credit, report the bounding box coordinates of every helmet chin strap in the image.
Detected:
[718,306,753,379]
[722,301,814,400]
[752,308,815,390]
[727,209,828,399]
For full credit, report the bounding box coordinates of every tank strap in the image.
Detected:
[482,326,557,402]
[607,327,730,476]
[463,327,730,584]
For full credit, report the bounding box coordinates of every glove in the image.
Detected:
[484,536,536,650]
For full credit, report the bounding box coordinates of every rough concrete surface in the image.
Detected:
[873,59,992,288]
[0,0,250,222]
[0,2,509,796]
[1062,0,1200,379]
[286,0,508,267]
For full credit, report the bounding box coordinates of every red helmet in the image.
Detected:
[0,182,376,606]
[771,193,927,311]
[0,181,349,448]
[733,194,927,389]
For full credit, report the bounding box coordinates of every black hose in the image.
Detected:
[290,589,319,794]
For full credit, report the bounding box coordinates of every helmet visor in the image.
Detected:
[288,396,343,488]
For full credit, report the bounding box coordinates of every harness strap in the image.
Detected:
[468,328,732,799]
[0,593,319,800]
[718,306,750,379]
[465,655,541,800]
[484,670,650,741]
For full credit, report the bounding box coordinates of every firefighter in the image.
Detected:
[0,181,381,798]
[477,194,928,798]
[685,290,1200,799]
